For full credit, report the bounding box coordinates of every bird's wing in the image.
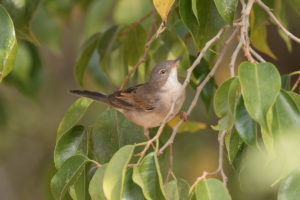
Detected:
[108,84,157,111]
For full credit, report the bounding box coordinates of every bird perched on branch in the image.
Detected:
[70,57,186,139]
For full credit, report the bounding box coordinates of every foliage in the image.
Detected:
[1,0,300,199]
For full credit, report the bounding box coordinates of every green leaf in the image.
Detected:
[51,155,90,200]
[213,77,239,130]
[195,178,231,200]
[214,0,238,25]
[286,91,300,112]
[2,0,40,45]
[250,24,276,59]
[73,165,91,200]
[121,24,147,66]
[132,152,166,200]
[180,0,225,49]
[278,168,300,200]
[179,0,200,49]
[269,90,300,135]
[89,164,107,200]
[225,128,246,169]
[165,179,190,200]
[92,109,146,163]
[75,33,101,86]
[57,98,93,141]
[238,62,281,131]
[0,5,18,82]
[281,74,291,90]
[4,41,43,97]
[97,26,119,73]
[54,125,89,169]
[122,168,145,200]
[103,145,135,200]
[234,95,257,146]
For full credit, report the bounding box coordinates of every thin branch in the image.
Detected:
[230,34,243,77]
[240,0,256,63]
[250,47,266,62]
[291,75,300,92]
[189,130,228,191]
[255,0,300,44]
[120,20,165,90]
[159,27,236,155]
[164,144,174,185]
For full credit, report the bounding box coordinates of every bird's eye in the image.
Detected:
[159,69,166,74]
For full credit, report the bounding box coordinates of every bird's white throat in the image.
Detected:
[161,68,181,91]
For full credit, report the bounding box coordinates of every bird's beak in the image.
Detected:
[172,56,183,68]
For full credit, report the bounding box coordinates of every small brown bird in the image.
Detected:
[70,57,185,138]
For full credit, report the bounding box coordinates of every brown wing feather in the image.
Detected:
[108,84,156,111]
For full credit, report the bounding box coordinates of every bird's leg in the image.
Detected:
[144,127,156,150]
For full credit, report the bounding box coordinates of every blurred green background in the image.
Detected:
[0,0,299,199]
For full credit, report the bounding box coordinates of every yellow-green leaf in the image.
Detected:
[167,116,207,133]
[153,0,175,22]
[0,5,18,82]
[250,24,276,59]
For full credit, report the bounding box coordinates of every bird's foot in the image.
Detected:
[179,111,190,121]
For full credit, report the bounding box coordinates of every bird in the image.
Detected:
[70,57,186,139]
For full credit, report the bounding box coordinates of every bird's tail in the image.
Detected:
[69,90,109,104]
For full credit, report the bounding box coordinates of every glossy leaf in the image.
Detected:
[238,62,281,131]
[214,0,238,25]
[51,155,90,200]
[121,24,147,66]
[180,0,225,49]
[57,98,93,141]
[132,152,166,200]
[250,24,276,59]
[213,77,239,130]
[92,109,146,163]
[0,5,18,82]
[4,41,43,97]
[179,0,199,49]
[165,179,190,200]
[153,0,175,22]
[195,0,225,49]
[269,90,300,135]
[103,145,135,200]
[195,178,231,200]
[286,91,300,112]
[281,74,291,90]
[234,95,257,146]
[225,128,246,169]
[75,33,101,86]
[167,116,207,133]
[73,165,91,200]
[122,168,145,199]
[54,125,88,169]
[89,164,107,200]
[2,0,40,45]
[278,168,300,200]
[97,26,119,73]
